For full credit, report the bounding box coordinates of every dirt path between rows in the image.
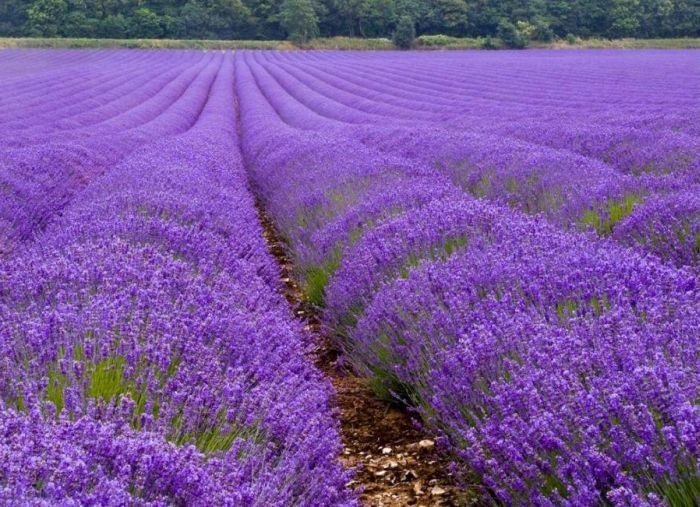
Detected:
[256,203,484,506]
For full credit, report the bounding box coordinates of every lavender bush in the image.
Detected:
[236,49,699,505]
[2,46,697,505]
[0,50,354,505]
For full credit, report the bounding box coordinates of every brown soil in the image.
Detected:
[257,203,485,507]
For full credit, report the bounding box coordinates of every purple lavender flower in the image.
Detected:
[235,49,699,504]
[0,51,355,505]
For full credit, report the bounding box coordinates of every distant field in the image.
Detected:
[1,35,699,50]
[2,47,698,505]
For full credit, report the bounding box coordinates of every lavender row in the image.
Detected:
[243,51,699,268]
[251,50,699,179]
[0,51,172,123]
[354,124,699,267]
[348,210,698,505]
[253,51,699,170]
[0,51,353,505]
[0,62,190,141]
[267,51,699,135]
[237,50,699,505]
[0,52,218,255]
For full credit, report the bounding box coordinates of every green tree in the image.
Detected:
[326,0,365,36]
[211,0,254,38]
[641,0,673,37]
[130,7,163,38]
[0,0,29,35]
[358,0,395,37]
[531,16,554,41]
[392,14,414,48]
[279,0,319,44]
[26,0,67,36]
[394,0,431,31]
[62,10,99,36]
[609,0,641,37]
[178,1,210,37]
[497,18,526,47]
[2,0,700,41]
[180,0,254,38]
[665,0,700,36]
[431,0,467,35]
[97,13,129,37]
[353,0,380,38]
[243,0,286,38]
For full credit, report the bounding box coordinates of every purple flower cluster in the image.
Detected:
[614,188,700,268]
[3,46,697,505]
[236,49,699,504]
[352,221,698,505]
[0,51,354,505]
[242,50,699,266]
[0,50,216,253]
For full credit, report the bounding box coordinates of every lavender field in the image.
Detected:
[0,48,698,506]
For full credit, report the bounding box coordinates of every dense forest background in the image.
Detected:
[1,0,698,43]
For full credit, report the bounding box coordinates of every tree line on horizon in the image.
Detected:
[1,0,698,46]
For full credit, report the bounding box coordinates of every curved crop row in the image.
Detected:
[242,50,699,269]
[0,52,218,254]
[0,51,354,506]
[237,50,699,505]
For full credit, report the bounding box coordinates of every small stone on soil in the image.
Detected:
[431,486,446,496]
[413,481,423,495]
[418,439,435,451]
